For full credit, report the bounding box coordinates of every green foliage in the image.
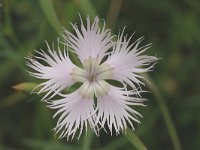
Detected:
[0,0,200,149]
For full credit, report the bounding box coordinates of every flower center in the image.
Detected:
[70,57,114,99]
[88,74,96,82]
[83,57,99,82]
[71,57,113,83]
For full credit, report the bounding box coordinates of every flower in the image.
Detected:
[26,16,157,140]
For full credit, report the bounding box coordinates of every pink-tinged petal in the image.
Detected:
[62,16,114,63]
[95,82,146,135]
[48,89,97,140]
[26,40,84,100]
[102,32,158,90]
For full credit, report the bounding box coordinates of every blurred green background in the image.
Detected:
[0,0,200,150]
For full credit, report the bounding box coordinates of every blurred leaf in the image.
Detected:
[125,128,147,150]
[0,145,19,150]
[106,0,123,30]
[3,0,24,52]
[0,35,16,56]
[23,139,78,150]
[0,92,27,109]
[33,101,54,139]
[39,0,62,33]
[81,128,93,150]
[65,1,77,22]
[13,82,37,93]
[143,73,182,150]
[100,137,128,150]
[0,61,16,84]
[74,0,97,17]
[137,108,159,136]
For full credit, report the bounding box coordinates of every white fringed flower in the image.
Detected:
[26,16,157,140]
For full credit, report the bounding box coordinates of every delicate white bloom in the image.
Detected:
[26,16,157,140]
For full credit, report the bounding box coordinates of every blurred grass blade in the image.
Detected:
[100,137,128,150]
[23,139,78,150]
[0,145,18,150]
[106,0,123,29]
[125,128,147,150]
[3,0,22,50]
[0,92,27,109]
[143,73,182,150]
[74,0,97,17]
[137,108,159,136]
[13,82,38,93]
[82,128,93,150]
[0,61,15,84]
[39,0,62,33]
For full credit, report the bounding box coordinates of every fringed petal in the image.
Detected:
[26,40,83,100]
[62,16,114,64]
[95,82,146,135]
[48,89,97,140]
[102,32,158,91]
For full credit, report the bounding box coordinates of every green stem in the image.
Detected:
[106,0,123,30]
[143,73,182,150]
[100,137,128,150]
[74,0,97,17]
[82,129,94,150]
[39,0,62,33]
[3,0,24,54]
[125,128,147,150]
